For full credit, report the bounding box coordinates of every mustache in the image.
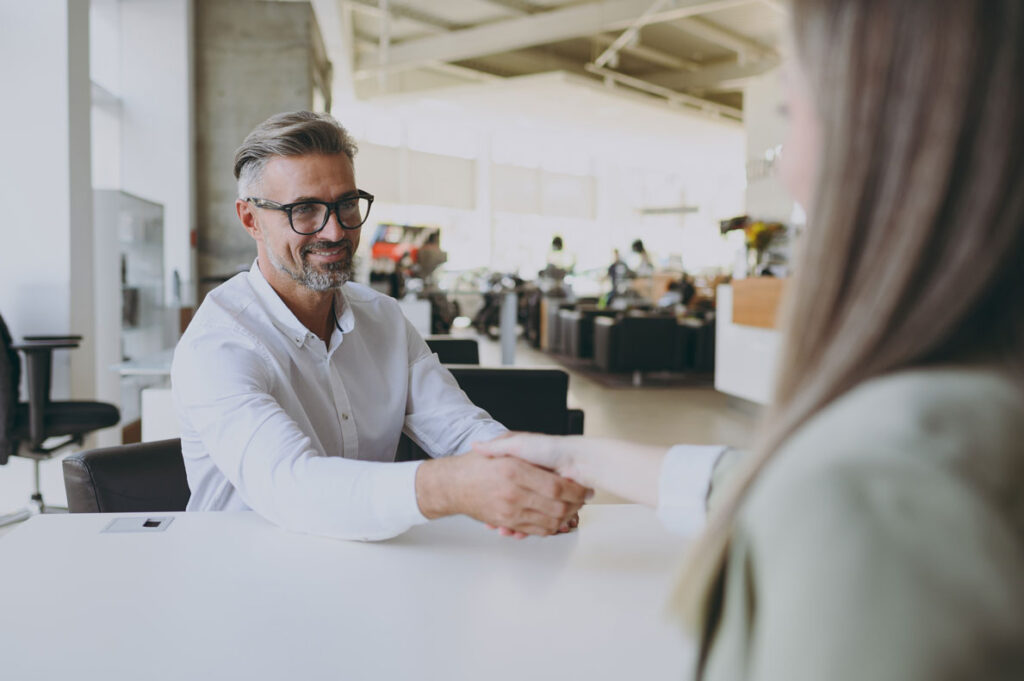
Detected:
[301,239,352,256]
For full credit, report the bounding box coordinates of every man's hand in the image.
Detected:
[415,450,589,537]
[487,511,579,540]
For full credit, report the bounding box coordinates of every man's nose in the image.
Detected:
[319,207,347,241]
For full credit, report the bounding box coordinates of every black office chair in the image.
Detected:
[1,312,120,525]
[396,367,585,461]
[63,438,189,513]
[424,337,480,365]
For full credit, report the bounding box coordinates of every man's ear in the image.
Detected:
[236,199,262,242]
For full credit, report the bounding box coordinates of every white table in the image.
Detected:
[0,505,695,681]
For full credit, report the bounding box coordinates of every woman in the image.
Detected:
[477,1,1024,678]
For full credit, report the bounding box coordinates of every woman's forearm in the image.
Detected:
[563,437,669,507]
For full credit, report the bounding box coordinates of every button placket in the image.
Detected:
[326,357,359,459]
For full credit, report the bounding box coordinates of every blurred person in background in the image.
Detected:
[627,238,654,276]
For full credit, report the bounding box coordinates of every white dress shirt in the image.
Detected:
[172,262,506,541]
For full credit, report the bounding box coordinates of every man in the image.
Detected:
[172,111,586,541]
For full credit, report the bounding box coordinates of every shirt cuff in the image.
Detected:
[656,444,728,536]
[369,460,429,538]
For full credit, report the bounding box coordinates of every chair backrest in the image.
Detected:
[447,367,571,435]
[0,313,20,465]
[424,337,480,365]
[396,367,578,461]
[63,438,189,513]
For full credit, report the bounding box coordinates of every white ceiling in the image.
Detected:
[324,0,788,121]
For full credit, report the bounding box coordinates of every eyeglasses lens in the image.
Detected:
[290,197,369,234]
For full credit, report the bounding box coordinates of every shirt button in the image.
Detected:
[341,413,350,421]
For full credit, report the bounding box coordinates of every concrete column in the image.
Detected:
[0,0,94,400]
[194,0,328,292]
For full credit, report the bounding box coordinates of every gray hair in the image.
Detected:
[233,111,358,197]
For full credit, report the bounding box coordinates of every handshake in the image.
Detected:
[415,433,596,540]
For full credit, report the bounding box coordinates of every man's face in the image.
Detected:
[238,153,361,294]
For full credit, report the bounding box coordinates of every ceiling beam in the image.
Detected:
[352,32,502,84]
[673,16,776,62]
[354,36,585,81]
[462,0,703,72]
[584,63,743,120]
[356,0,760,73]
[594,0,673,68]
[475,0,543,13]
[455,49,588,78]
[345,0,467,31]
[645,57,779,91]
[592,34,700,71]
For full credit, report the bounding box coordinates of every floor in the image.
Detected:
[0,333,759,533]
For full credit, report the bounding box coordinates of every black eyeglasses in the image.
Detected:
[245,190,375,235]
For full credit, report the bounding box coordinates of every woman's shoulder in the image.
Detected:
[781,367,1021,478]
[742,366,1024,540]
[722,367,1024,679]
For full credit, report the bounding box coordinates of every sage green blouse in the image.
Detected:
[699,368,1024,680]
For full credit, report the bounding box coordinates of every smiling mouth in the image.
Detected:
[303,242,350,259]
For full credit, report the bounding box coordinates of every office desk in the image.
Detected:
[0,505,694,681]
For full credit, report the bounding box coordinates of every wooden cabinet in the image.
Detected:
[731,277,787,328]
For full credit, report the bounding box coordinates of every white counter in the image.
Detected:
[714,284,780,405]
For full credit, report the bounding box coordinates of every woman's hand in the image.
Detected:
[476,433,670,509]
[472,433,585,483]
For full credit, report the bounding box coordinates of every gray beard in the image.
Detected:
[269,243,356,292]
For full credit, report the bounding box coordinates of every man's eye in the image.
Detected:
[293,204,318,215]
[338,200,357,211]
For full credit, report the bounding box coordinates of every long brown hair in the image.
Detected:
[674,0,1024,627]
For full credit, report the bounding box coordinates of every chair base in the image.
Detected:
[0,497,67,529]
[0,507,32,528]
[30,493,68,514]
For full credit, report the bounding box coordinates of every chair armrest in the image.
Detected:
[11,340,79,351]
[21,334,83,343]
[566,408,585,435]
[12,343,71,446]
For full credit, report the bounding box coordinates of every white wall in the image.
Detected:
[118,0,195,308]
[344,74,747,281]
[0,0,94,400]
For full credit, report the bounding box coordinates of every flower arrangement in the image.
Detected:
[719,215,788,275]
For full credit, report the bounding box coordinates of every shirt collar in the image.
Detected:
[247,260,355,346]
